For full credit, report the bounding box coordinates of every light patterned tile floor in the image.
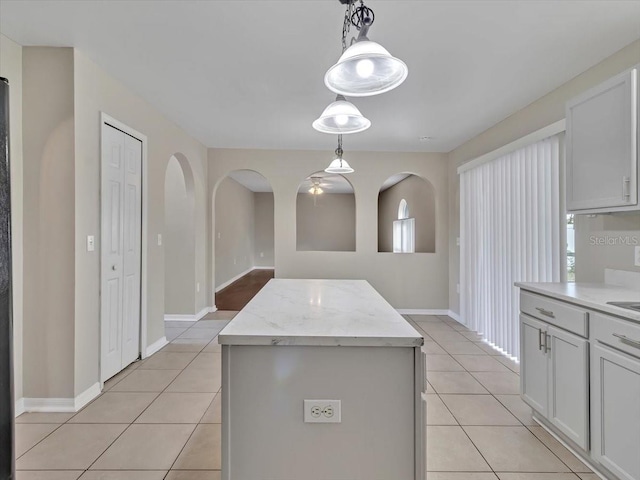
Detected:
[407,314,597,480]
[15,312,596,479]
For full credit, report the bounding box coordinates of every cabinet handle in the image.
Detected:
[613,333,640,349]
[622,176,631,200]
[535,307,555,318]
[538,329,545,350]
[545,333,552,353]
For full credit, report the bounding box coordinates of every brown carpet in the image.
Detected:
[215,269,274,311]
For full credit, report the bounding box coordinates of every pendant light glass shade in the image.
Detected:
[325,156,354,174]
[312,96,371,134]
[324,40,408,97]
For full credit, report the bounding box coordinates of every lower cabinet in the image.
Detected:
[591,343,640,480]
[519,314,589,451]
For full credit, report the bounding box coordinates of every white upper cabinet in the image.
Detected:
[566,66,638,213]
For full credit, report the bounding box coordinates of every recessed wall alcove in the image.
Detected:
[378,173,436,253]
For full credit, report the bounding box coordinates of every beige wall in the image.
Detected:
[448,39,640,315]
[209,149,450,310]
[296,193,356,252]
[215,177,255,289]
[164,156,196,315]
[254,192,274,267]
[378,175,436,253]
[22,47,76,398]
[0,34,23,404]
[73,49,209,395]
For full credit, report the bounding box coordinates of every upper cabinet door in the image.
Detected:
[566,66,638,213]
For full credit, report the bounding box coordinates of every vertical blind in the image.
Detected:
[460,134,563,360]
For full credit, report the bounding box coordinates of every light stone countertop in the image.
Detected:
[218,279,424,347]
[516,282,640,322]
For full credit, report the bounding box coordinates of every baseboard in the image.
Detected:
[22,382,101,413]
[145,336,168,357]
[74,382,101,411]
[253,266,275,270]
[215,267,254,293]
[15,398,25,417]
[447,310,462,323]
[164,314,197,322]
[396,309,450,316]
[164,306,215,322]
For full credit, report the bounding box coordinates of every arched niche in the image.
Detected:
[164,154,196,315]
[296,171,355,252]
[378,173,436,253]
[213,170,274,308]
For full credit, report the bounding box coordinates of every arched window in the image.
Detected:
[393,199,415,253]
[398,199,409,219]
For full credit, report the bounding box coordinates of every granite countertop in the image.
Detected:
[516,282,640,322]
[218,279,424,347]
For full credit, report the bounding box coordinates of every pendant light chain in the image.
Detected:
[341,2,353,53]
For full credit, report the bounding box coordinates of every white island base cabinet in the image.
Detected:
[221,344,424,480]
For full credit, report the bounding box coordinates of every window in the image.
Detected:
[393,199,415,253]
[567,214,575,282]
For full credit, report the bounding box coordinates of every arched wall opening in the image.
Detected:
[213,170,274,310]
[378,173,436,253]
[296,171,356,252]
[164,154,196,316]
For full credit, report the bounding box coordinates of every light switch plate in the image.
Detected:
[157,234,162,246]
[87,235,95,252]
[635,246,640,267]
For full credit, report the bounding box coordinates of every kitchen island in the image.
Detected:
[218,279,425,480]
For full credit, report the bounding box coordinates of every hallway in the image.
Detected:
[215,269,274,311]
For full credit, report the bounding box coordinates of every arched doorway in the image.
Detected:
[164,154,196,328]
[213,170,274,311]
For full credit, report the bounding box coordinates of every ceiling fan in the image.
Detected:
[308,176,328,195]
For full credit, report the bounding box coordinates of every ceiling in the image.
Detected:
[2,1,639,153]
[228,169,408,193]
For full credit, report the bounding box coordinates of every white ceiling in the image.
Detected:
[228,169,408,193]
[2,1,639,153]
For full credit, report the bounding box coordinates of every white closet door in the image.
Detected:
[101,123,142,382]
[121,134,142,367]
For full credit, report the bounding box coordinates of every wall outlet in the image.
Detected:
[86,235,95,252]
[456,237,460,246]
[196,282,200,293]
[456,283,460,294]
[217,232,221,239]
[635,246,640,267]
[260,252,264,258]
[157,234,162,246]
[304,399,341,424]
[233,257,237,265]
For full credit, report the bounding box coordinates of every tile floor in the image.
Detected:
[14,312,598,480]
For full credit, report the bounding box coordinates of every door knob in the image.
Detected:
[112,265,118,271]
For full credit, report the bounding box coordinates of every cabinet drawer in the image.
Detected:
[521,292,589,337]
[592,312,640,359]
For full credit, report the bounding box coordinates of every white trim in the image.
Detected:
[22,382,101,413]
[164,306,211,322]
[253,266,275,270]
[208,305,218,313]
[74,382,101,411]
[100,113,149,369]
[396,309,449,316]
[15,398,25,418]
[145,336,168,357]
[457,119,566,174]
[447,310,462,323]
[215,267,252,292]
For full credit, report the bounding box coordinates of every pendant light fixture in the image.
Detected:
[312,95,371,134]
[325,0,408,97]
[325,135,354,174]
